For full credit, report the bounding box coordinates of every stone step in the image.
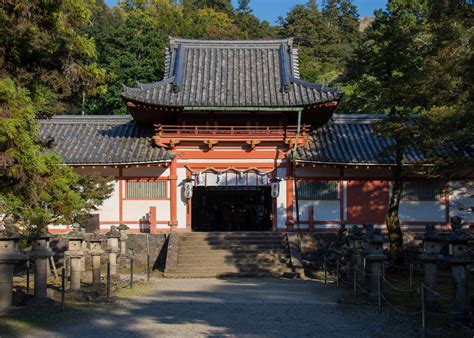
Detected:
[178,244,287,251]
[177,258,291,266]
[165,267,293,277]
[177,253,290,261]
[179,232,286,236]
[164,270,296,278]
[179,239,286,245]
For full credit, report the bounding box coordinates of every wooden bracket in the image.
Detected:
[246,139,261,150]
[204,140,218,150]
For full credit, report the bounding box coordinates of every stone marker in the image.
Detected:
[106,226,120,279]
[89,232,104,288]
[0,216,26,310]
[445,216,472,323]
[65,224,85,291]
[28,229,54,299]
[364,228,387,302]
[417,224,444,309]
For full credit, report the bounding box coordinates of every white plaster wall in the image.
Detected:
[177,167,188,229]
[97,179,120,222]
[122,166,169,177]
[276,167,287,229]
[122,200,170,222]
[449,181,474,223]
[399,201,445,222]
[297,200,341,222]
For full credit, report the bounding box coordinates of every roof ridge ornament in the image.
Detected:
[279,43,292,93]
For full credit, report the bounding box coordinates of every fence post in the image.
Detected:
[61,267,65,312]
[26,260,30,295]
[421,283,427,338]
[336,260,339,287]
[324,257,327,284]
[130,257,134,289]
[106,262,110,302]
[65,256,69,289]
[353,264,357,299]
[378,274,382,313]
[147,254,150,282]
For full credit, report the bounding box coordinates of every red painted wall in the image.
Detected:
[347,181,389,224]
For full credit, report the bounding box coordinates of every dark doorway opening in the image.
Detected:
[192,186,273,232]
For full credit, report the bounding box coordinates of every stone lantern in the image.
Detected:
[88,232,104,288]
[417,224,445,309]
[364,228,387,302]
[118,224,129,257]
[350,225,364,282]
[65,224,85,291]
[106,226,120,279]
[28,229,54,300]
[444,216,472,323]
[0,216,26,310]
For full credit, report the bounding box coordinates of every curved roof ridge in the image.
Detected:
[169,37,293,46]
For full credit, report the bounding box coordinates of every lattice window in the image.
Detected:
[402,181,444,201]
[297,181,338,200]
[127,181,166,199]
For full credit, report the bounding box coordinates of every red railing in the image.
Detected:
[153,124,309,148]
[155,124,307,138]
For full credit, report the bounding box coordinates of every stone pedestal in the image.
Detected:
[364,228,387,302]
[417,225,444,310]
[106,226,121,279]
[445,217,472,323]
[65,224,85,291]
[28,232,54,299]
[89,233,104,288]
[118,224,129,257]
[0,217,25,310]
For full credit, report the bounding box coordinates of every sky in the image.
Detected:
[105,1,388,24]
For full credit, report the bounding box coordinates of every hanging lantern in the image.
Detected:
[184,178,194,199]
[270,178,281,199]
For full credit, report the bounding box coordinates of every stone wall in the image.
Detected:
[50,233,169,272]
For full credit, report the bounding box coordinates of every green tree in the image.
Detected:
[0,0,106,115]
[0,79,113,236]
[343,0,430,262]
[280,0,360,84]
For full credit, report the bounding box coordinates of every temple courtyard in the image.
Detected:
[0,278,419,337]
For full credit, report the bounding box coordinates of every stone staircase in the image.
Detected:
[164,232,298,278]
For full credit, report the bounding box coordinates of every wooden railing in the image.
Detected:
[153,124,309,149]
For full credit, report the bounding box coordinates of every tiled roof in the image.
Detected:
[292,115,426,165]
[122,38,342,108]
[39,116,173,165]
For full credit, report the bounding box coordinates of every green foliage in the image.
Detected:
[279,0,361,85]
[0,0,106,115]
[0,78,113,235]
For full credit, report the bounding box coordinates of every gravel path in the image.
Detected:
[18,278,418,337]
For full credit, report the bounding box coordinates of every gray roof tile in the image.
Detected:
[292,115,424,165]
[39,116,173,165]
[122,38,342,108]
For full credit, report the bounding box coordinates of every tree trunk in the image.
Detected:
[386,141,405,264]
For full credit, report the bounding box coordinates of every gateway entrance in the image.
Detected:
[191,186,273,232]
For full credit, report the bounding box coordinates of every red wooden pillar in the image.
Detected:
[149,206,157,233]
[169,158,178,232]
[286,161,295,231]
